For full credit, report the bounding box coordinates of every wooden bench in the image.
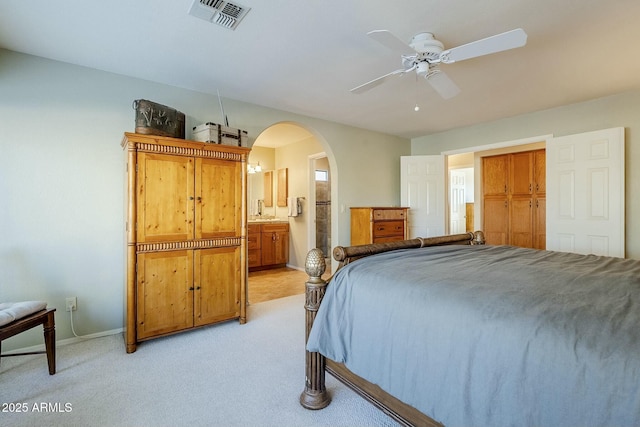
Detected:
[0,308,56,375]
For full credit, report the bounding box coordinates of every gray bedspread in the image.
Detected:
[306,244,640,427]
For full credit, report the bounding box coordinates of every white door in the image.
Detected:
[449,169,467,234]
[401,155,445,238]
[546,127,625,257]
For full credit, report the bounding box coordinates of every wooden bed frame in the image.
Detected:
[299,231,485,427]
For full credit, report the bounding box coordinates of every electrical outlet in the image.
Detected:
[65,297,77,312]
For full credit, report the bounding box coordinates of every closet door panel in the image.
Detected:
[510,197,533,248]
[534,149,546,194]
[510,152,533,196]
[482,155,508,196]
[483,197,508,245]
[534,197,546,250]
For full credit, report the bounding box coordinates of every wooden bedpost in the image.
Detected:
[300,248,331,410]
[472,230,486,245]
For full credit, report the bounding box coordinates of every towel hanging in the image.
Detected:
[287,197,297,217]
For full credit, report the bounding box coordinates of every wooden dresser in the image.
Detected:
[122,133,250,353]
[350,207,408,245]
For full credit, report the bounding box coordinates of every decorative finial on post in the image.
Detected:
[300,248,331,410]
[305,248,326,282]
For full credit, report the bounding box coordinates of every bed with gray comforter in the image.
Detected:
[306,244,640,426]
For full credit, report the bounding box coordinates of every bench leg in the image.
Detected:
[43,311,56,375]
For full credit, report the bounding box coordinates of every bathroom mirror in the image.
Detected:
[277,168,288,207]
[248,171,264,202]
[263,170,273,207]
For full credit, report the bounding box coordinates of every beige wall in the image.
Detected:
[275,136,324,267]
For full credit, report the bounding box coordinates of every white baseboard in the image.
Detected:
[2,328,123,355]
[286,263,304,271]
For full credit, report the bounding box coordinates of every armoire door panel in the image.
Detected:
[137,153,194,243]
[194,247,241,326]
[196,158,241,239]
[136,250,194,339]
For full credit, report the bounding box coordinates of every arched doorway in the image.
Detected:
[247,122,334,304]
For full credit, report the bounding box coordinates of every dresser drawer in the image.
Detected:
[373,209,406,221]
[373,235,405,244]
[261,223,289,233]
[248,224,261,234]
[350,207,408,246]
[372,220,404,238]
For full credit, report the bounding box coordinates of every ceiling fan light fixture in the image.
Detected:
[416,62,430,77]
[351,28,526,100]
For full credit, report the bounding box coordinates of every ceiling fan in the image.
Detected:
[351,28,527,100]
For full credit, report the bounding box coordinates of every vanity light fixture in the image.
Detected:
[248,162,262,174]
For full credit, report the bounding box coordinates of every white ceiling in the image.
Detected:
[1,0,640,140]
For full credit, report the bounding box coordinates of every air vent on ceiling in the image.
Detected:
[188,0,250,30]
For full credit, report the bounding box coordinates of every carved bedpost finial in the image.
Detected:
[305,248,326,282]
[300,248,331,410]
[473,230,486,245]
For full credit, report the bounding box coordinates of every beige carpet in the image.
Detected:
[0,294,397,427]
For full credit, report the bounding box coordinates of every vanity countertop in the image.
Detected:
[248,218,288,224]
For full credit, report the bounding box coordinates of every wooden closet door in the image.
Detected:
[534,197,546,249]
[533,149,546,249]
[483,198,508,245]
[136,250,194,339]
[195,158,241,239]
[483,155,509,245]
[510,152,533,196]
[137,153,194,243]
[510,198,533,248]
[194,247,240,326]
[482,155,509,196]
[509,152,533,247]
[534,150,546,194]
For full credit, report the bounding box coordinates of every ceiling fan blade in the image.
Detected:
[427,70,461,99]
[350,69,406,94]
[367,30,414,54]
[441,28,527,63]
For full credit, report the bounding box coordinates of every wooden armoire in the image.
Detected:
[482,149,546,249]
[122,133,250,353]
